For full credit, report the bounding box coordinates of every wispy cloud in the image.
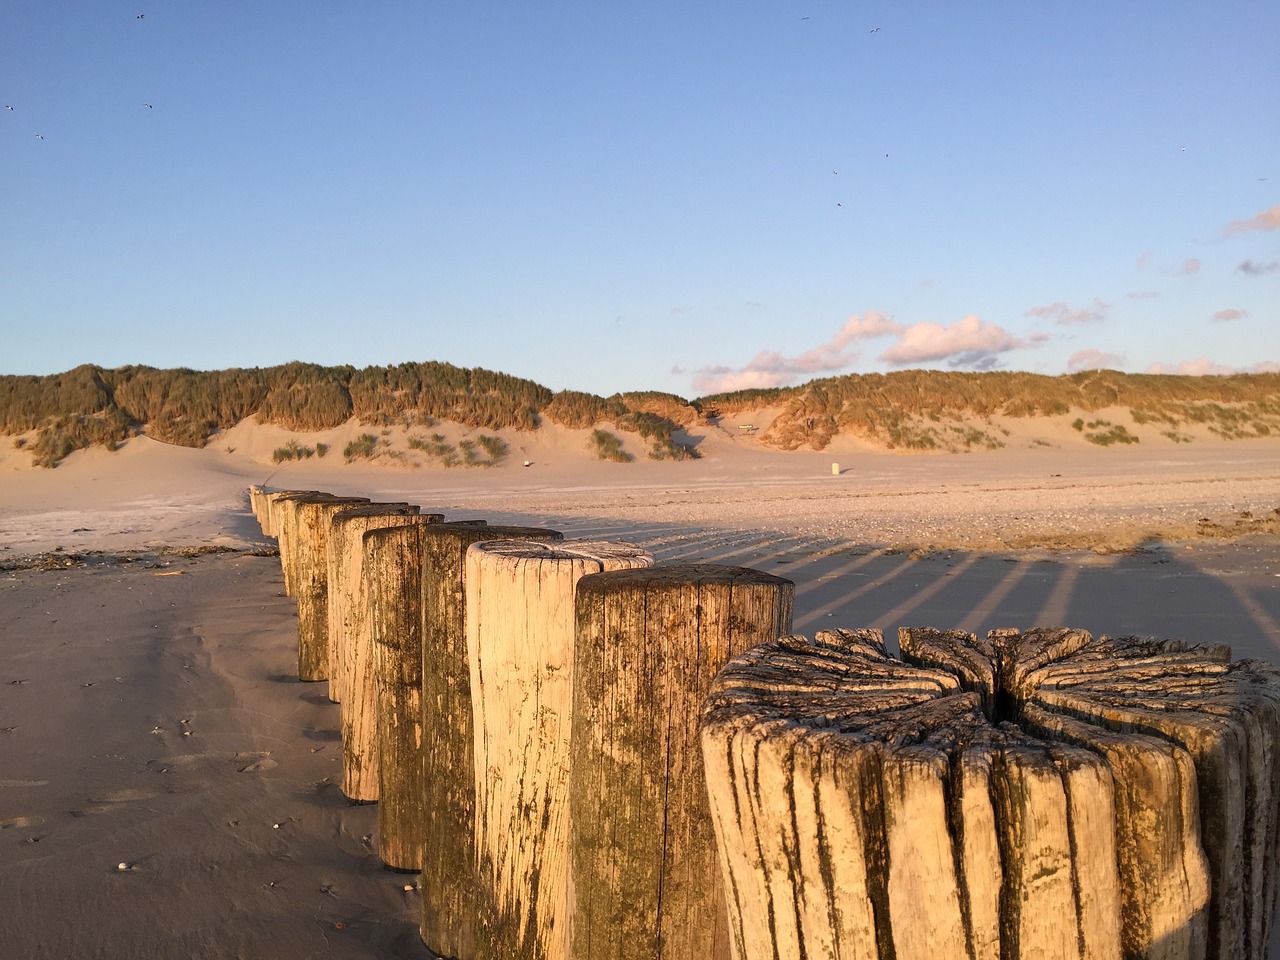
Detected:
[878,315,1034,369]
[1067,348,1125,373]
[1138,254,1204,276]
[1211,308,1248,322]
[689,312,903,394]
[1146,358,1280,375]
[1023,298,1112,325]
[1239,259,1280,276]
[1225,203,1280,236]
[1125,290,1160,299]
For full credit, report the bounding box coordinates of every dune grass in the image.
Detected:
[2,363,1277,465]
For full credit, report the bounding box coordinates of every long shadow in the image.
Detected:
[448,504,1280,662]
[247,496,1280,957]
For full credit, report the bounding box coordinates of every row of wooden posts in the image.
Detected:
[247,486,1280,960]
[247,487,795,959]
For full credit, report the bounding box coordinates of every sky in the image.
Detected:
[2,1,1278,398]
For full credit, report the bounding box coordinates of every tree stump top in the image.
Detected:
[576,561,794,595]
[702,626,1280,960]
[426,523,562,545]
[330,502,427,521]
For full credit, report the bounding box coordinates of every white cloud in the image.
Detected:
[1023,299,1112,325]
[1068,348,1125,373]
[1146,358,1237,375]
[1225,204,1280,236]
[878,315,1032,368]
[689,312,904,394]
[1146,358,1280,375]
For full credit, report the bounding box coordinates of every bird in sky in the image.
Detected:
[5,105,12,111]
[144,103,152,109]
[35,134,43,139]
[136,13,144,19]
[870,26,880,33]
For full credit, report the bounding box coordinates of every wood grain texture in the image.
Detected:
[467,540,653,960]
[291,497,370,681]
[260,488,317,541]
[365,519,478,871]
[701,626,1280,960]
[325,504,427,802]
[418,525,565,960]
[327,504,423,705]
[267,491,336,597]
[247,485,267,532]
[568,563,794,960]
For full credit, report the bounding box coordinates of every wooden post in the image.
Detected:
[328,504,436,803]
[327,503,429,705]
[418,524,565,960]
[263,488,327,540]
[292,496,371,681]
[366,519,485,872]
[568,564,794,960]
[467,540,653,960]
[700,626,1280,960]
[247,485,267,532]
[269,491,344,597]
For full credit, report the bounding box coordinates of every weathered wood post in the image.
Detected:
[418,524,566,960]
[327,503,429,705]
[270,491,346,597]
[467,540,653,960]
[292,496,371,681]
[366,518,485,871]
[328,504,437,803]
[568,564,795,960]
[248,484,268,532]
[263,488,325,540]
[700,626,1280,960]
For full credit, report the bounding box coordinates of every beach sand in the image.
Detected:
[2,430,1279,958]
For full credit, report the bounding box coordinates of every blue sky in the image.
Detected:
[2,1,1277,398]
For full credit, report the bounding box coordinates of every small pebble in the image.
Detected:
[403,883,415,892]
[117,862,129,871]
[272,823,280,829]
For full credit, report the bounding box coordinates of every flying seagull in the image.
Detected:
[870,26,880,33]
[5,105,12,111]
[136,13,144,18]
[35,133,43,139]
[144,103,152,108]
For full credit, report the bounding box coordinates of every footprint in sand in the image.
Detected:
[238,756,278,773]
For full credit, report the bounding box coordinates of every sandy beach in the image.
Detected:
[2,429,1280,958]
